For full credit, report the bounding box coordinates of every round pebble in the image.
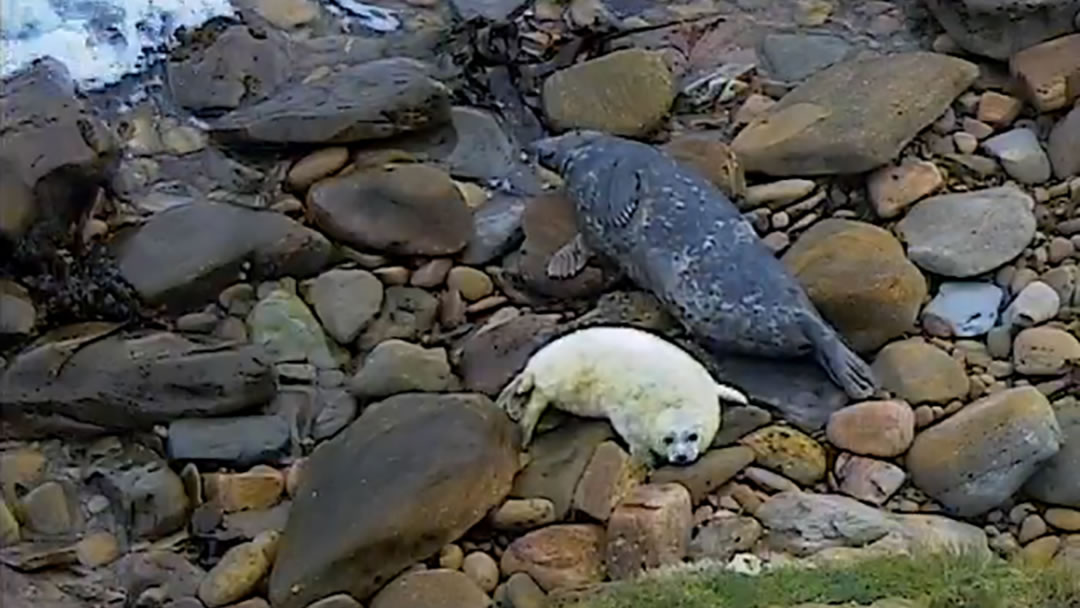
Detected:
[439,544,465,570]
[447,267,495,302]
[462,551,499,593]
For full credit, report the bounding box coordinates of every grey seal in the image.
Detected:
[530,130,878,400]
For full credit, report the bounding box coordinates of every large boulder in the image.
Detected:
[1049,105,1080,179]
[1025,397,1080,507]
[907,387,1062,516]
[731,52,978,176]
[0,325,275,437]
[211,57,451,145]
[924,0,1079,60]
[111,200,331,309]
[782,219,927,353]
[267,393,518,608]
[0,58,118,242]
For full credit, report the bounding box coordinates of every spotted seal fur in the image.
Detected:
[530,130,878,400]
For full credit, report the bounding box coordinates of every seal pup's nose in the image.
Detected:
[673,453,690,465]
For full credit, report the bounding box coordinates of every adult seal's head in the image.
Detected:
[528,130,606,173]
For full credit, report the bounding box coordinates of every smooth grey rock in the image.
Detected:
[459,194,527,266]
[268,393,518,608]
[756,491,898,556]
[896,186,1036,278]
[112,200,331,309]
[921,282,1003,337]
[0,281,35,336]
[759,33,853,82]
[907,386,1062,516]
[308,269,384,345]
[348,339,455,400]
[311,388,358,441]
[1049,104,1080,179]
[0,327,275,435]
[710,355,849,432]
[167,415,291,467]
[924,0,1080,60]
[357,287,440,351]
[1003,280,1061,328]
[248,287,339,368]
[982,128,1052,184]
[1025,398,1080,507]
[443,106,519,180]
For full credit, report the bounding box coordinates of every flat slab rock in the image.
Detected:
[268,393,518,608]
[732,52,978,176]
[0,325,275,436]
[111,200,331,309]
[211,57,452,145]
[925,0,1080,60]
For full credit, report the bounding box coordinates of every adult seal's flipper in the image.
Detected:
[798,314,878,400]
[546,233,592,279]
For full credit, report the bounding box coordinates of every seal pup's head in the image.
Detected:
[652,407,716,466]
[528,130,607,173]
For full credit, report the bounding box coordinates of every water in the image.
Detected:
[0,0,401,91]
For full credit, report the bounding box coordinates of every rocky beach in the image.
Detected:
[1,0,1080,607]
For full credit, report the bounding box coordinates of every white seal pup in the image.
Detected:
[496,325,749,466]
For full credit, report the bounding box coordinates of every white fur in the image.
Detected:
[496,326,748,466]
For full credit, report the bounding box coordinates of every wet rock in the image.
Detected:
[88,444,189,540]
[739,425,826,485]
[0,58,117,240]
[307,269,384,345]
[510,421,614,520]
[650,446,755,505]
[732,52,978,175]
[248,287,338,369]
[871,338,969,405]
[1049,105,1080,179]
[0,281,35,336]
[827,400,915,458]
[212,58,451,144]
[369,568,491,608]
[606,483,692,580]
[307,163,472,257]
[166,25,290,112]
[782,219,926,353]
[663,133,746,198]
[356,287,439,351]
[1013,326,1080,375]
[1026,398,1080,507]
[907,386,1062,516]
[542,49,676,137]
[896,186,1036,278]
[113,200,331,309]
[491,498,557,532]
[198,532,278,607]
[688,514,762,562]
[268,393,517,608]
[460,194,527,266]
[921,282,1003,338]
[458,312,562,396]
[868,160,944,219]
[443,106,519,181]
[835,454,906,506]
[287,147,350,192]
[1010,33,1080,112]
[1003,281,1060,328]
[756,491,897,556]
[712,405,772,446]
[982,128,1052,184]
[500,524,606,592]
[759,33,853,82]
[204,466,284,513]
[167,416,291,467]
[925,0,1078,60]
[0,328,275,435]
[349,340,454,399]
[572,441,645,522]
[23,481,77,535]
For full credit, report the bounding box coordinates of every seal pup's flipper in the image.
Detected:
[715,383,749,405]
[496,370,535,421]
[798,314,878,400]
[546,233,592,279]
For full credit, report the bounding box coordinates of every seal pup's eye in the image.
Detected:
[663,436,674,445]
[688,433,698,442]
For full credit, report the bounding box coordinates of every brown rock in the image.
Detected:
[491,498,557,532]
[1045,508,1080,531]
[1020,535,1061,565]
[867,160,944,219]
[687,514,762,562]
[355,286,439,352]
[834,453,906,506]
[739,425,826,485]
[606,483,692,580]
[510,421,614,520]
[198,532,278,607]
[287,147,349,191]
[22,481,76,535]
[307,164,473,256]
[572,441,645,522]
[369,569,490,608]
[977,91,1023,128]
[461,551,498,593]
[826,400,916,457]
[446,267,494,302]
[782,219,927,352]
[663,133,747,199]
[306,594,363,608]
[505,572,546,608]
[1013,326,1080,375]
[1009,34,1080,112]
[75,531,121,567]
[204,466,285,513]
[410,259,453,289]
[649,446,756,504]
[871,338,970,404]
[542,49,676,137]
[458,312,562,396]
[500,524,607,591]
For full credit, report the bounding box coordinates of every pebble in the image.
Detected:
[176,312,219,333]
[871,338,970,405]
[743,179,816,209]
[374,266,410,285]
[198,531,278,608]
[688,515,763,563]
[867,159,943,218]
[762,232,791,253]
[835,454,906,506]
[491,498,557,532]
[1019,535,1060,565]
[0,500,20,546]
[739,425,826,485]
[505,573,546,608]
[1019,514,1049,544]
[76,531,121,567]
[287,147,349,191]
[1048,237,1075,263]
[446,267,494,302]
[826,400,915,457]
[1003,280,1061,328]
[307,268,384,344]
[962,117,994,140]
[953,132,978,153]
[23,481,75,535]
[203,466,285,513]
[982,128,1052,184]
[921,282,1003,338]
[439,544,465,570]
[1045,508,1080,531]
[743,466,801,493]
[410,258,454,288]
[1013,326,1080,375]
[977,91,1023,128]
[1009,267,1040,296]
[461,552,499,593]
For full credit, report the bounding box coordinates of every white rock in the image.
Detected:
[921,282,1003,337]
[1003,280,1061,328]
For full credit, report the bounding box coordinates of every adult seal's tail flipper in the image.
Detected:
[798,314,878,400]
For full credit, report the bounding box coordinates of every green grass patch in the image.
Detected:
[559,550,1079,608]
